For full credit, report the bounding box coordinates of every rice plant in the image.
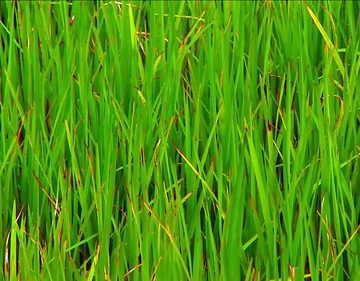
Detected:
[0,1,359,280]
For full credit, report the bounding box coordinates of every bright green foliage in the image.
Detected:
[0,1,359,280]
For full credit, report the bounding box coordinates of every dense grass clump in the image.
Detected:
[0,1,359,280]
